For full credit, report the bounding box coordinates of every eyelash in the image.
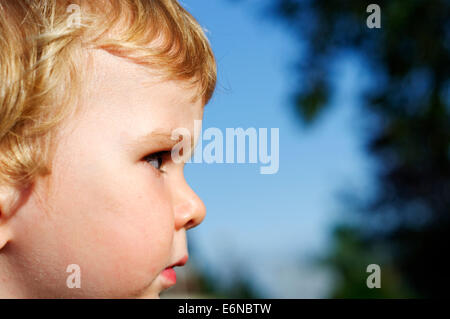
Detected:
[143,151,170,173]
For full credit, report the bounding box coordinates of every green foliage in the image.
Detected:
[321,226,416,298]
[271,0,450,298]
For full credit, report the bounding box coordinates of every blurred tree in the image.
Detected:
[266,0,450,297]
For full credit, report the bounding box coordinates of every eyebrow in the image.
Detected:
[125,128,194,152]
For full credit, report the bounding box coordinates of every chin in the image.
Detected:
[135,291,161,299]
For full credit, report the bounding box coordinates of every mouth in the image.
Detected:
[160,255,189,288]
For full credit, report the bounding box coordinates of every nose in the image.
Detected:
[173,186,206,231]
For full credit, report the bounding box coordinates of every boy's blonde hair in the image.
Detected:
[0,0,216,190]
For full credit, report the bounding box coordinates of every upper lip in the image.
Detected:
[166,255,188,269]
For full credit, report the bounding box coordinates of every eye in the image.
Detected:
[143,151,170,171]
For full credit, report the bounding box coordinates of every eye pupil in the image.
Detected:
[144,152,165,170]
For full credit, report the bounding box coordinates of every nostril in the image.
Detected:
[185,219,195,230]
[174,196,206,230]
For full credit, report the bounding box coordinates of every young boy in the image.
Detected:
[0,0,216,298]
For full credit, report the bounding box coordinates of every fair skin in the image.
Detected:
[0,49,206,298]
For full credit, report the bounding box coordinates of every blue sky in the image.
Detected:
[179,0,373,297]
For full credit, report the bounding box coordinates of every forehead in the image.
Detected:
[87,49,202,105]
[80,49,204,133]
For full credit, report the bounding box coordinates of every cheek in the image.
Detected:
[66,171,174,295]
[13,163,174,297]
[95,187,174,279]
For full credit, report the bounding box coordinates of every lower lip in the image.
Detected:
[161,267,177,283]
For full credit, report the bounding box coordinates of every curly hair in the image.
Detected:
[0,0,216,190]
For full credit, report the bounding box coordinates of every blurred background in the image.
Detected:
[161,0,450,298]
